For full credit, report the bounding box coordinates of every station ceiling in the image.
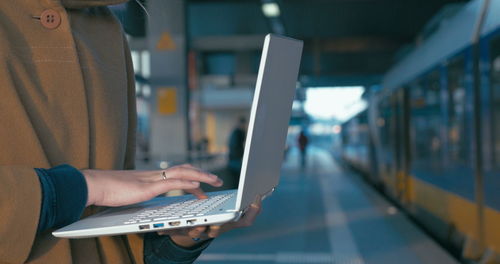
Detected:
[188,0,469,86]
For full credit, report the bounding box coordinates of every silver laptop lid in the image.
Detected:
[235,34,303,211]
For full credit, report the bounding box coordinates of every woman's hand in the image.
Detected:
[158,195,262,248]
[81,164,223,207]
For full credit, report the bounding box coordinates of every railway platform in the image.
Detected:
[196,147,459,264]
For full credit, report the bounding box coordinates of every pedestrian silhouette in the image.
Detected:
[227,117,247,187]
[297,130,309,168]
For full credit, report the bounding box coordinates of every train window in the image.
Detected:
[490,35,500,168]
[447,55,468,165]
[409,70,442,170]
[378,99,388,151]
[409,80,423,161]
[378,97,396,176]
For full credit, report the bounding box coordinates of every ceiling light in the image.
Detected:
[262,2,280,18]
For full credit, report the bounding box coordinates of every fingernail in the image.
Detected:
[191,181,200,186]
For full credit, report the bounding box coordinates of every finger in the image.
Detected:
[254,194,263,205]
[179,163,196,169]
[238,202,261,227]
[217,196,263,233]
[184,188,208,199]
[194,226,207,233]
[232,197,261,228]
[252,195,263,211]
[146,179,200,197]
[159,226,207,242]
[157,230,172,236]
[188,226,207,238]
[158,226,198,236]
[164,166,223,187]
[207,225,222,238]
[157,229,180,236]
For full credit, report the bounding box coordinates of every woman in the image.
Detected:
[0,0,260,263]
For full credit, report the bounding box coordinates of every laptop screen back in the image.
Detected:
[235,34,303,211]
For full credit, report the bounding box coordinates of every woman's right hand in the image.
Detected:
[81,164,223,207]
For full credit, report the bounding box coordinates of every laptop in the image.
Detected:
[53,34,303,238]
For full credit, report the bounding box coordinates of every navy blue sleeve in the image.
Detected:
[144,233,213,264]
[35,164,88,233]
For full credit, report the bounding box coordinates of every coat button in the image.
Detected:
[40,9,61,29]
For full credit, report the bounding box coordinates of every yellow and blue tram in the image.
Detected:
[341,0,500,260]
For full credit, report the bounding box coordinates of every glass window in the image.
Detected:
[490,35,500,167]
[393,91,404,171]
[141,50,151,78]
[410,70,443,170]
[379,98,389,150]
[447,55,469,165]
[409,80,423,161]
[378,97,396,176]
[131,51,140,74]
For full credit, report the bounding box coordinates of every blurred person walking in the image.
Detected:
[298,130,309,168]
[227,117,247,188]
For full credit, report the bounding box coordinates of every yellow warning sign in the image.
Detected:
[156,32,176,51]
[157,87,177,115]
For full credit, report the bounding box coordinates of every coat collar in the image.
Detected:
[61,0,129,8]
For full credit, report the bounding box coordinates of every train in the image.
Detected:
[340,0,500,262]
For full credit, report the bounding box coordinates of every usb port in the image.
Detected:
[168,221,181,226]
[153,223,165,228]
[186,219,197,225]
[139,224,150,230]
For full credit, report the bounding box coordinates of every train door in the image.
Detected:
[479,29,500,257]
[391,91,402,201]
[394,88,411,204]
[378,96,398,197]
[388,93,400,199]
[375,92,407,201]
[408,70,443,185]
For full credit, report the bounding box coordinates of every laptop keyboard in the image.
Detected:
[123,193,234,224]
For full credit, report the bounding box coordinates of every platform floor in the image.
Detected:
[197,147,459,264]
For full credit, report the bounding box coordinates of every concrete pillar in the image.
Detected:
[147,0,189,163]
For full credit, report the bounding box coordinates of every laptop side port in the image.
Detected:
[168,221,181,226]
[186,219,197,225]
[139,224,150,230]
[153,223,165,228]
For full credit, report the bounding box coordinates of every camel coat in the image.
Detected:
[0,0,145,263]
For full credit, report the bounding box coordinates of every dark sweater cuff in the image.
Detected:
[35,164,88,233]
[144,233,212,264]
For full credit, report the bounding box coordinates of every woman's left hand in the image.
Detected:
[157,195,262,248]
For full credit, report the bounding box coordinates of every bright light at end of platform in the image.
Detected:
[159,161,169,169]
[304,86,366,121]
[262,3,280,17]
[292,100,302,111]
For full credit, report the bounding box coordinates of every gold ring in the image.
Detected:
[162,171,167,180]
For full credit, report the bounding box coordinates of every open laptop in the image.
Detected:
[53,34,303,238]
